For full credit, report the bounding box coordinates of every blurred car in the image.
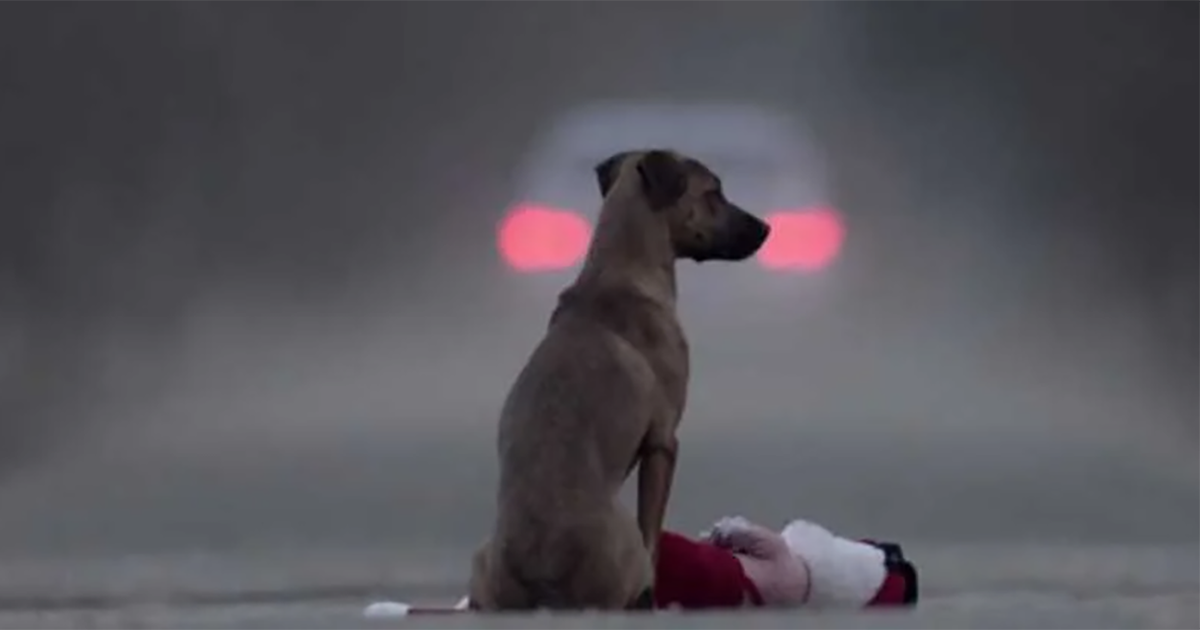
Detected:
[494,101,846,330]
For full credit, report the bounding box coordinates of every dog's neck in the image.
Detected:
[575,185,678,307]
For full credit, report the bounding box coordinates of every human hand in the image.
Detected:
[704,515,789,560]
[707,516,754,547]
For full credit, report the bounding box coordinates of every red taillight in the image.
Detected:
[757,206,845,273]
[497,203,591,272]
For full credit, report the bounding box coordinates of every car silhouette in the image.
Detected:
[497,101,846,287]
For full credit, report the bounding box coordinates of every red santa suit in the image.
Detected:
[654,516,918,610]
[433,516,917,614]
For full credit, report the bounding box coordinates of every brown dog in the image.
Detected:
[467,149,770,611]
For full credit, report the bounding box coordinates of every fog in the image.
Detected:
[0,3,1194,557]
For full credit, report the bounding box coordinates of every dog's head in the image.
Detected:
[594,149,770,262]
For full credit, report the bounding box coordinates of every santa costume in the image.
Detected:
[653,516,918,610]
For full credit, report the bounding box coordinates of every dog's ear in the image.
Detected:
[636,150,687,210]
[594,151,632,197]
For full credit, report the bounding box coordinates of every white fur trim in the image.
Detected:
[779,518,887,607]
[363,601,411,618]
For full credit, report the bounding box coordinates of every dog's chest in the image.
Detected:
[637,316,689,422]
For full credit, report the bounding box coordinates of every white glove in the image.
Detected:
[706,515,754,547]
[704,515,790,561]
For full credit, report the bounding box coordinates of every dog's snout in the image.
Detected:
[717,207,770,261]
[744,214,770,249]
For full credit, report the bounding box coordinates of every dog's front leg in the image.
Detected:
[636,432,679,566]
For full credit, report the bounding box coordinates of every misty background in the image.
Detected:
[0,1,1194,565]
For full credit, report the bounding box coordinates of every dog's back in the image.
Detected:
[483,285,677,608]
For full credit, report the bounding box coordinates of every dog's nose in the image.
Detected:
[741,215,770,252]
[750,217,771,247]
